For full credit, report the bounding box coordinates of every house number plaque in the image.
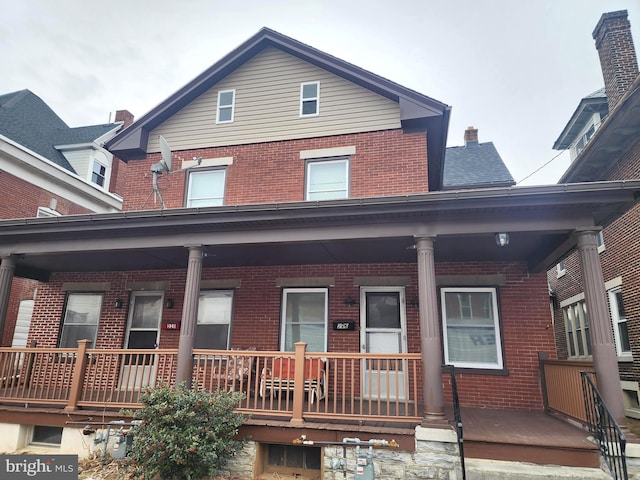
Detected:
[333,320,355,331]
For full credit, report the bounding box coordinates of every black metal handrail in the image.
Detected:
[446,364,466,480]
[580,371,628,480]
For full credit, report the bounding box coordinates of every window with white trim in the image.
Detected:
[300,82,319,116]
[186,169,226,207]
[194,290,234,350]
[556,261,566,278]
[36,207,61,218]
[441,288,503,369]
[216,89,235,123]
[306,158,348,200]
[564,300,590,358]
[59,293,102,348]
[281,288,327,352]
[91,159,107,187]
[597,231,605,253]
[609,287,631,357]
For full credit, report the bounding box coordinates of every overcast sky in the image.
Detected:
[2,0,639,185]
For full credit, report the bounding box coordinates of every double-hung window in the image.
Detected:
[441,287,503,369]
[91,160,107,187]
[306,158,348,200]
[217,89,235,123]
[281,288,328,352]
[194,290,234,350]
[609,288,631,358]
[186,169,226,207]
[563,300,590,358]
[300,82,319,117]
[59,293,102,348]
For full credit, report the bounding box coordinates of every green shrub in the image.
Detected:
[127,382,246,480]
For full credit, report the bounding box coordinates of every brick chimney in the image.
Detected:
[464,126,478,146]
[114,109,134,128]
[593,10,639,111]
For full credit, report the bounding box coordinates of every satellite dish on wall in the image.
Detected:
[147,135,174,209]
[151,135,172,174]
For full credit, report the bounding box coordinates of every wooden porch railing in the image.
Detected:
[539,355,594,424]
[0,342,423,424]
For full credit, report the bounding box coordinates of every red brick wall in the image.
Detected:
[548,138,640,381]
[29,260,553,411]
[117,130,428,211]
[0,171,93,345]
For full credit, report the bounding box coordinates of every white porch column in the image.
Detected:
[176,246,204,386]
[576,228,626,424]
[0,256,16,344]
[415,235,445,420]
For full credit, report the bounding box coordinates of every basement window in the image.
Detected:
[261,443,321,478]
[30,426,63,446]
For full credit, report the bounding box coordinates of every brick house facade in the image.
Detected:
[548,10,640,417]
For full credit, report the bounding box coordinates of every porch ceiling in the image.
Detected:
[1,181,639,281]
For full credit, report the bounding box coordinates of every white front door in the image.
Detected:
[121,292,163,389]
[360,287,408,399]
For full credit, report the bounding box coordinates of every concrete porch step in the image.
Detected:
[464,458,611,480]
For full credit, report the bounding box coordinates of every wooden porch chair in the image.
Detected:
[259,357,326,404]
[211,348,256,392]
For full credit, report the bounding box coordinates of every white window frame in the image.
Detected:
[186,168,226,207]
[216,89,236,124]
[609,287,631,359]
[91,158,108,188]
[563,299,591,359]
[300,81,320,117]
[305,158,349,201]
[280,288,328,353]
[441,287,504,370]
[556,261,566,278]
[36,206,61,218]
[597,231,606,253]
[195,290,234,350]
[59,292,102,348]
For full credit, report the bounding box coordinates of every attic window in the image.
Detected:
[91,160,107,187]
[300,82,319,117]
[217,90,235,124]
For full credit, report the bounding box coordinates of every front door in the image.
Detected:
[360,287,408,399]
[121,292,163,389]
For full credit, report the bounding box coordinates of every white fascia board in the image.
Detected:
[95,124,123,145]
[0,134,123,213]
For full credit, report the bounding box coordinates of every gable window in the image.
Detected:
[216,89,235,124]
[91,159,107,187]
[306,158,348,200]
[281,288,327,352]
[194,290,234,350]
[186,169,226,207]
[300,82,319,117]
[59,293,102,348]
[609,288,631,358]
[564,300,590,358]
[441,287,503,369]
[556,261,566,278]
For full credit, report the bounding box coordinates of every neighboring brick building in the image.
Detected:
[0,27,638,476]
[0,90,125,346]
[549,10,640,417]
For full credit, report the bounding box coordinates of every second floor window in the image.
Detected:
[186,169,226,207]
[91,160,107,187]
[306,158,348,200]
[217,89,235,123]
[300,82,319,116]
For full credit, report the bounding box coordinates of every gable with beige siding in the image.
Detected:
[147,47,401,152]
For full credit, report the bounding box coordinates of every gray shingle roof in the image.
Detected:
[0,89,118,173]
[443,141,515,189]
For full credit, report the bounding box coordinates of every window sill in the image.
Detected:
[618,355,633,363]
[442,365,509,376]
